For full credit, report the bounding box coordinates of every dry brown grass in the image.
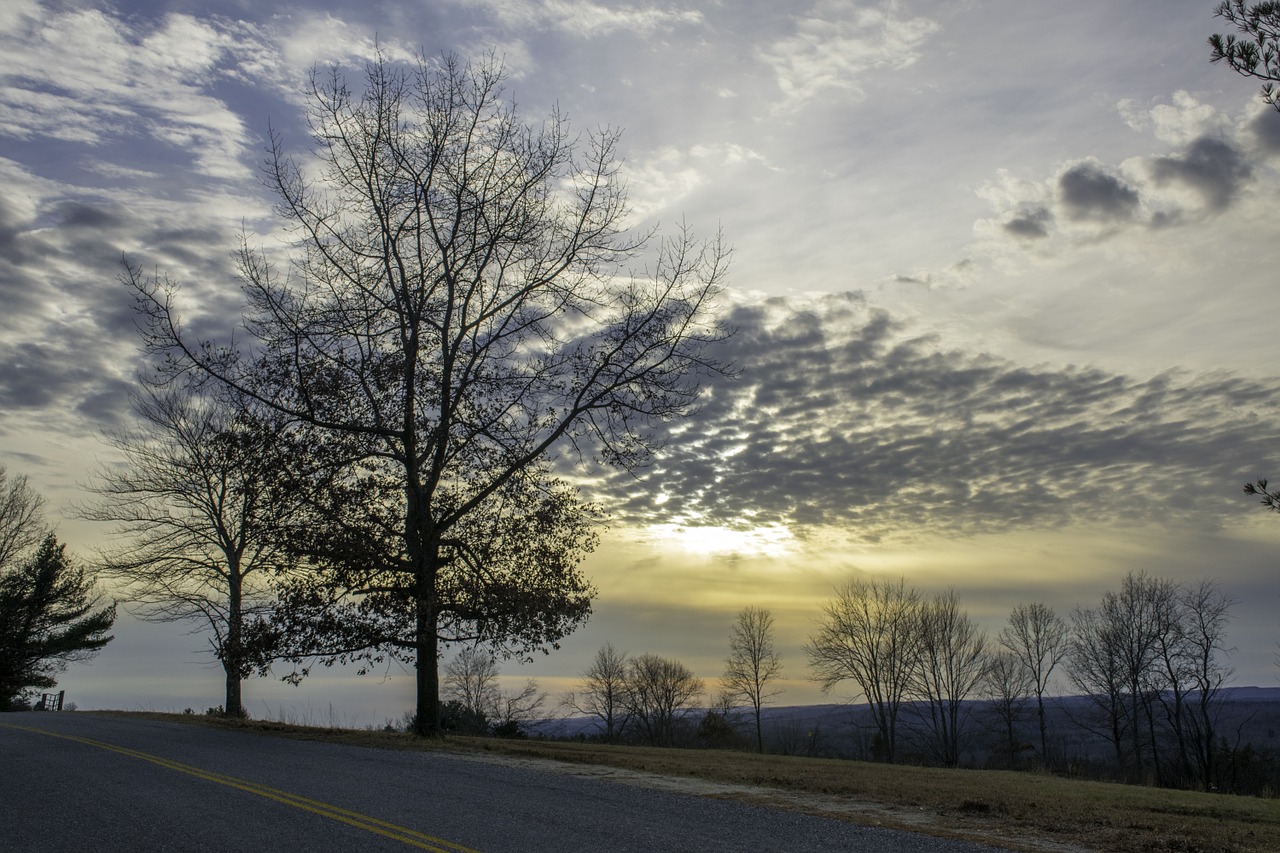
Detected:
[101,712,1280,853]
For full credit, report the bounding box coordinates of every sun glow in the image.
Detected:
[643,522,797,558]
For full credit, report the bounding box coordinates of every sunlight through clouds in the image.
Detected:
[642,522,798,558]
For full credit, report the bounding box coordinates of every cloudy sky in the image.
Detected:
[3,0,1280,723]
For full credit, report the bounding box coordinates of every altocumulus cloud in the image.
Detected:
[585,292,1280,543]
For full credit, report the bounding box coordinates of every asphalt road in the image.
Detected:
[2,712,1009,852]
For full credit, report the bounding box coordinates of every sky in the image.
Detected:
[2,0,1280,726]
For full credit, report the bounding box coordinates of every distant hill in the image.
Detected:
[532,686,1280,766]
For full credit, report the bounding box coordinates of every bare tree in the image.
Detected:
[490,678,550,738]
[1182,581,1235,789]
[1111,572,1178,783]
[0,464,47,571]
[998,602,1068,765]
[1210,2,1280,110]
[805,577,922,763]
[1067,573,1179,782]
[723,606,783,753]
[128,52,730,737]
[1067,603,1130,775]
[1152,579,1235,790]
[982,651,1033,768]
[564,642,630,742]
[81,385,293,717]
[623,653,704,746]
[911,589,988,767]
[443,647,501,723]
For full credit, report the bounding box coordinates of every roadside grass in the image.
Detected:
[98,711,1279,853]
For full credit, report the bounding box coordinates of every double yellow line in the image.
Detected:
[1,723,482,853]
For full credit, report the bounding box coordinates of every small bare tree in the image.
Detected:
[805,577,922,763]
[623,653,703,746]
[564,642,630,741]
[998,602,1068,765]
[982,651,1033,768]
[443,647,501,722]
[1067,603,1130,774]
[723,606,783,753]
[911,589,988,767]
[491,678,549,738]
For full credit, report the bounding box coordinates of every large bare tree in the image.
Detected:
[82,385,293,717]
[128,53,730,735]
[723,605,783,753]
[1150,579,1235,790]
[806,577,922,763]
[1067,572,1185,783]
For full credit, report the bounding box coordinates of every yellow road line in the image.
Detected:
[1,722,482,853]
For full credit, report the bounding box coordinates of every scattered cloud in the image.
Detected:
[1002,207,1053,240]
[976,97,1279,252]
[625,142,777,221]
[0,6,262,180]
[761,0,940,111]
[444,0,704,39]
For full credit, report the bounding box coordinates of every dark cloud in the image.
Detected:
[1151,137,1250,211]
[1248,109,1280,155]
[588,294,1280,543]
[1003,207,1052,239]
[51,200,135,231]
[1058,163,1139,222]
[989,114,1276,250]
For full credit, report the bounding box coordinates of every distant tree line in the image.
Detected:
[540,572,1268,797]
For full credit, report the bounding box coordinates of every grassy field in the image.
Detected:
[105,712,1279,853]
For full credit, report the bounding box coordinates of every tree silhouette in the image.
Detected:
[128,52,730,736]
[0,536,115,709]
[1210,2,1280,110]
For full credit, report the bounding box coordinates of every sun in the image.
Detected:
[644,522,796,558]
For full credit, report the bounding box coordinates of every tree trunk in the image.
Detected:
[225,665,243,718]
[1036,694,1049,766]
[754,704,764,754]
[414,584,441,737]
[224,563,244,718]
